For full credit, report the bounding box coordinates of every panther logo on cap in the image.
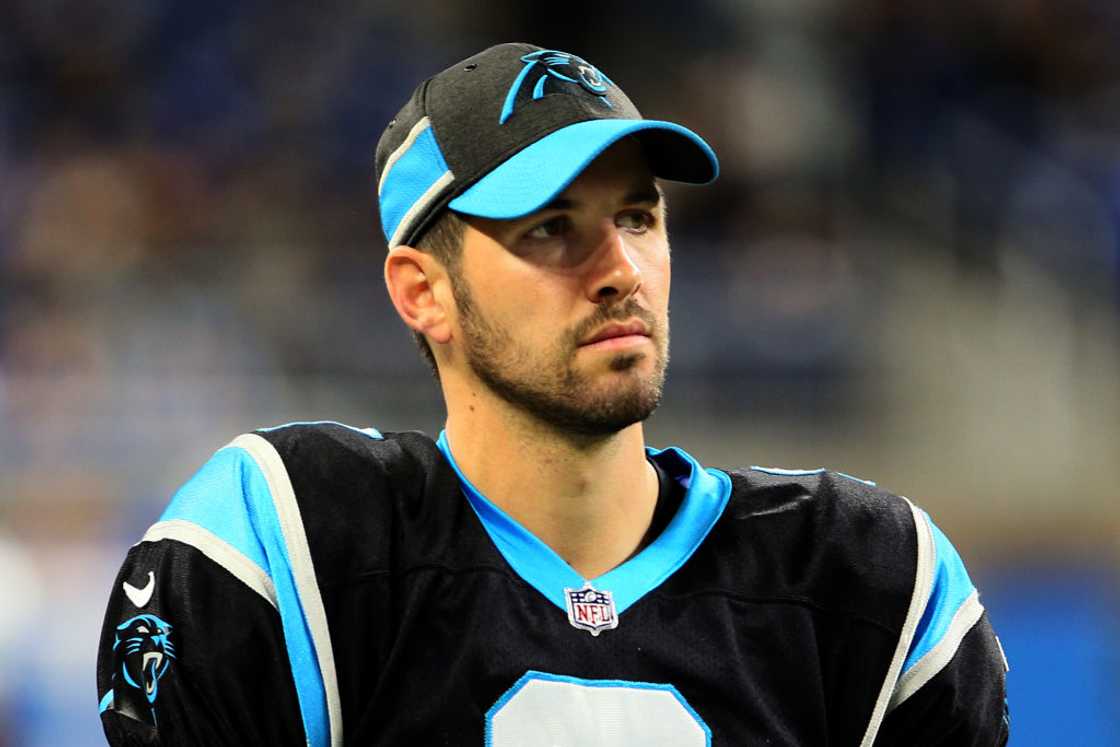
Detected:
[499,50,615,124]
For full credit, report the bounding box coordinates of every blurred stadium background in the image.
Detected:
[1,1,1117,743]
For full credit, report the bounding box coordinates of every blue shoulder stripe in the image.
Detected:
[902,511,977,674]
[156,439,339,747]
[158,447,271,573]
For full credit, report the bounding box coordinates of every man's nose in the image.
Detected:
[584,223,642,304]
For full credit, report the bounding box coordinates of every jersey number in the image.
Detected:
[486,671,711,746]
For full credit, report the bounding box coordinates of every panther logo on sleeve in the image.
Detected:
[108,614,176,725]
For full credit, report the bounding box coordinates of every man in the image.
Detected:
[97,43,1009,746]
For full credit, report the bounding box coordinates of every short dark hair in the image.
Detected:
[411,209,468,378]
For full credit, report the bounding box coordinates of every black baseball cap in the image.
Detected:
[374,42,719,249]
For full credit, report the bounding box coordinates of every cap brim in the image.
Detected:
[447,119,718,220]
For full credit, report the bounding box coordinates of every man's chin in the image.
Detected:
[573,396,662,436]
[487,375,663,437]
[574,379,664,427]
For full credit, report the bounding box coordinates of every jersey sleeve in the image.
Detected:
[96,439,321,746]
[874,511,1010,745]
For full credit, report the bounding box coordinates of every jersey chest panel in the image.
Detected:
[266,428,910,745]
[331,557,893,745]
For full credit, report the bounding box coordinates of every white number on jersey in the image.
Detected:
[487,671,710,746]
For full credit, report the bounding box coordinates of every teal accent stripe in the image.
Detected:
[157,445,328,746]
[436,431,731,614]
[438,432,581,608]
[599,446,730,612]
[378,122,451,244]
[98,690,113,714]
[902,511,977,674]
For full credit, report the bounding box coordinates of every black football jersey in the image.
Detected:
[97,422,1008,746]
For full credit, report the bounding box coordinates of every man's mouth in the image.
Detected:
[580,334,650,352]
[580,320,651,348]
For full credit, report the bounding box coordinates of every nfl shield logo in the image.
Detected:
[563,583,618,636]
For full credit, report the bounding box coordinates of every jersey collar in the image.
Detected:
[435,430,731,615]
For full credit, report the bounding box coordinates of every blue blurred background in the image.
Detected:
[0,1,1117,744]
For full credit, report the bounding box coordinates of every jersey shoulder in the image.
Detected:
[251,420,438,491]
[250,421,457,577]
[149,421,451,587]
[252,419,433,474]
[715,462,993,715]
[714,464,922,634]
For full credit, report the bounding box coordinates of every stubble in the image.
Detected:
[452,275,669,438]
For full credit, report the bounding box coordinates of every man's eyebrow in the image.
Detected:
[626,184,663,205]
[540,184,663,212]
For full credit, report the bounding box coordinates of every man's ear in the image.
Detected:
[384,246,453,344]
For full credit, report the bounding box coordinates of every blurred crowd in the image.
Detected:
[1,1,1119,744]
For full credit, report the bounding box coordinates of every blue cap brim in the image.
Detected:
[447,119,718,220]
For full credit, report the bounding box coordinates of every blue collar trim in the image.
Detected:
[436,430,731,614]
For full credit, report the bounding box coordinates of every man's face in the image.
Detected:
[448,139,671,437]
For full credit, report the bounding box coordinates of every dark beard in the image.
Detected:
[452,276,667,438]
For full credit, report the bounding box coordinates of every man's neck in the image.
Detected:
[444,391,660,580]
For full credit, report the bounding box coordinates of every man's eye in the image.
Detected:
[617,211,653,232]
[525,216,569,239]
